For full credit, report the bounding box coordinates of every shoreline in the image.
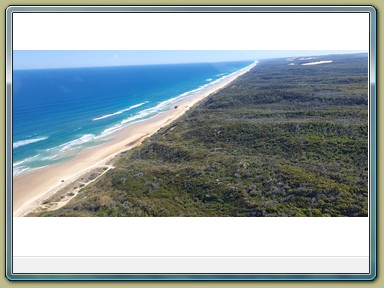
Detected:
[13,61,257,216]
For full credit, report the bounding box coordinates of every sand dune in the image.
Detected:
[302,60,333,66]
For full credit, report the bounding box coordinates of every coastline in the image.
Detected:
[13,61,257,217]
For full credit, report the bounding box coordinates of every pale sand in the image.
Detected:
[301,60,333,66]
[13,62,257,216]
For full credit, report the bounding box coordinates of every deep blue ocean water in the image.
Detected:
[13,60,253,175]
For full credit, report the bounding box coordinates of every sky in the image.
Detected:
[13,50,367,70]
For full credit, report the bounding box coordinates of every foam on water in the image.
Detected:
[13,136,48,149]
[92,101,148,121]
[59,134,96,152]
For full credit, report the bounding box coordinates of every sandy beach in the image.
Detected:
[13,62,257,216]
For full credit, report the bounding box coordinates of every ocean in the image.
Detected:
[13,60,253,176]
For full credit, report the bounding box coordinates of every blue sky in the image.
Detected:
[13,50,367,70]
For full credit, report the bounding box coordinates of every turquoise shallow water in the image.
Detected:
[13,60,253,175]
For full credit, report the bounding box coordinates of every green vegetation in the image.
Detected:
[37,53,368,217]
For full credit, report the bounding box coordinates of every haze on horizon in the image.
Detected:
[13,50,367,70]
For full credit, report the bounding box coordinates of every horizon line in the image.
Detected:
[13,59,257,71]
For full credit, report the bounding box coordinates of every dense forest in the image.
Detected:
[37,53,369,217]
